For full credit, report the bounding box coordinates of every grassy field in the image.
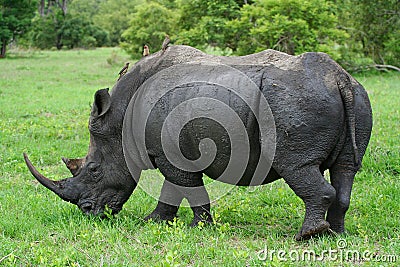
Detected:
[0,48,399,266]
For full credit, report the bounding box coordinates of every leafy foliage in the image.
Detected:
[227,0,348,59]
[351,0,399,66]
[334,0,400,69]
[2,0,399,69]
[92,0,145,46]
[121,1,177,58]
[0,0,35,57]
[28,0,109,50]
[61,15,110,49]
[175,0,240,50]
[30,11,109,50]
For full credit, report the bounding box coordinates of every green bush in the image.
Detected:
[227,0,348,59]
[175,0,240,50]
[92,0,145,46]
[14,0,398,71]
[383,30,400,67]
[121,2,177,58]
[88,25,110,47]
[30,15,60,50]
[29,13,110,50]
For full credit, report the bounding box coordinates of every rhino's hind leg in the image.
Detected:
[282,165,336,241]
[144,180,183,222]
[326,165,356,233]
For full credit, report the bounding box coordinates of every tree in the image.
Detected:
[121,2,177,58]
[30,9,64,49]
[30,0,109,50]
[176,0,240,50]
[38,0,68,17]
[31,12,109,49]
[68,0,102,18]
[0,0,35,58]
[227,0,348,59]
[353,0,399,66]
[31,0,70,49]
[334,0,399,69]
[92,0,144,46]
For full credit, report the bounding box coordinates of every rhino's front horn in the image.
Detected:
[24,153,79,204]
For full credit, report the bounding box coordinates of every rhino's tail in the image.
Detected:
[336,70,360,168]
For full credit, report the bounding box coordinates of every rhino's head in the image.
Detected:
[24,88,136,216]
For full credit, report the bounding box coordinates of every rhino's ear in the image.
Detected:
[91,88,111,118]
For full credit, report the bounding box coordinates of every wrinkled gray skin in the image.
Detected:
[25,45,372,240]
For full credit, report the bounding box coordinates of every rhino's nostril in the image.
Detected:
[80,202,93,214]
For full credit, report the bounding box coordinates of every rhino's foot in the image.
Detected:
[189,205,213,227]
[281,166,335,241]
[295,220,330,241]
[328,223,345,234]
[326,209,346,234]
[144,201,179,223]
[144,211,177,223]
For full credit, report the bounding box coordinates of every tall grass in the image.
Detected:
[0,48,398,266]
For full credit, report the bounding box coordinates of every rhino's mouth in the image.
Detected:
[78,198,123,217]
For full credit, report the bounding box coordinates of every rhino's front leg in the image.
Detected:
[154,158,213,226]
[144,180,183,222]
[180,185,213,226]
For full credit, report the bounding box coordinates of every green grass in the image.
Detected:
[0,48,399,266]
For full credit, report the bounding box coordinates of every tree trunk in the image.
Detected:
[39,0,45,16]
[56,33,63,50]
[47,0,54,14]
[62,0,67,15]
[56,0,68,16]
[0,40,6,58]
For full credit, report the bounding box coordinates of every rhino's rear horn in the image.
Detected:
[23,153,79,204]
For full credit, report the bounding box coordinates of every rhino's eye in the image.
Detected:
[88,162,101,174]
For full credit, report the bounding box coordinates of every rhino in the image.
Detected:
[24,45,372,240]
